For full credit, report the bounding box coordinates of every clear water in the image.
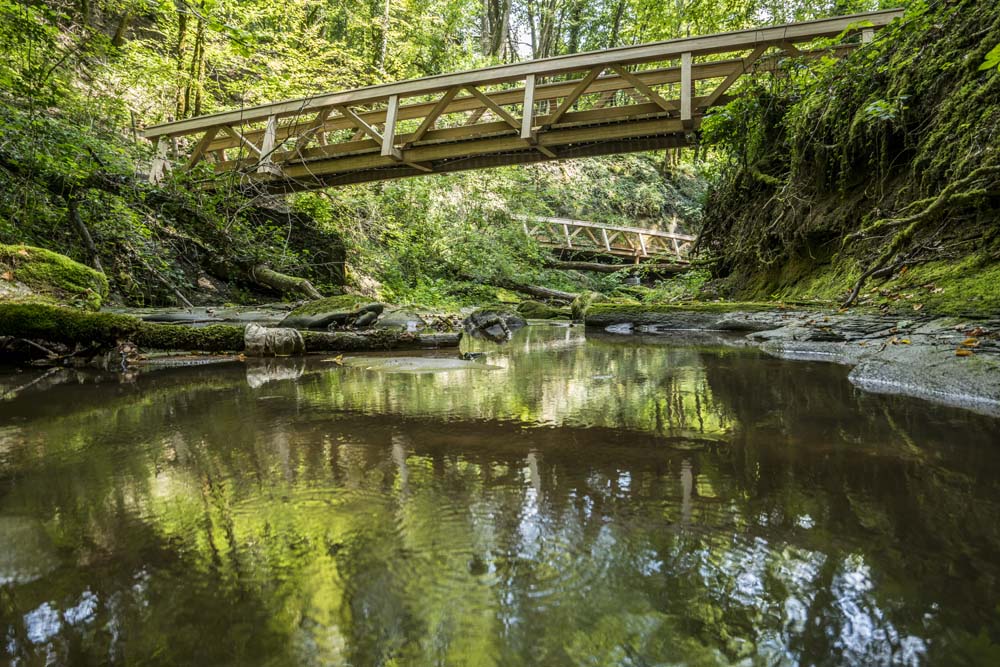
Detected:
[1,325,999,666]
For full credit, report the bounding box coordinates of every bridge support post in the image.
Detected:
[149,137,171,184]
[681,52,693,130]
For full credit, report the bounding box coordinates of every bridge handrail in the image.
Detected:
[141,9,902,140]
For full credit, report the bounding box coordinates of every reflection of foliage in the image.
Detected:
[3,331,1000,664]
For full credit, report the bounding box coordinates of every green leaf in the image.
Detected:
[981,43,1000,71]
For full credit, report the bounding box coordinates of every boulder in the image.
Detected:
[0,244,108,310]
[516,300,570,320]
[462,309,526,342]
[244,323,305,356]
[279,294,384,329]
[374,307,428,332]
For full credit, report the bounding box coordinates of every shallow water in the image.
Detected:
[1,326,999,666]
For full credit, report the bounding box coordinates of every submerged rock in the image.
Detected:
[0,516,59,585]
[462,309,526,342]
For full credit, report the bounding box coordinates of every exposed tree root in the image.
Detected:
[251,264,323,300]
[842,163,999,307]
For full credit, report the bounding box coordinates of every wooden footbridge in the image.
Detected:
[518,215,695,262]
[142,10,901,191]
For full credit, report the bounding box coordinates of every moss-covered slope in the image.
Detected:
[700,0,1000,317]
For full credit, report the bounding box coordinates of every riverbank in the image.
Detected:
[585,302,1000,416]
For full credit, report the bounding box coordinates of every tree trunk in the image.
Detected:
[251,264,323,300]
[496,278,577,302]
[67,196,104,274]
[0,303,460,362]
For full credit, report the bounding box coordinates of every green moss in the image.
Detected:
[0,244,108,310]
[743,249,1000,317]
[571,292,611,320]
[516,300,570,319]
[287,294,375,316]
[0,303,246,352]
[0,302,139,346]
[875,254,1000,318]
[136,323,246,352]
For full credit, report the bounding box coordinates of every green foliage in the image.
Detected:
[638,269,712,303]
[982,43,1000,71]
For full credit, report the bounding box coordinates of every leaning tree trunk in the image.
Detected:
[251,264,322,300]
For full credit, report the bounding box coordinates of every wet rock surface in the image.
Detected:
[590,306,1000,415]
[462,309,527,342]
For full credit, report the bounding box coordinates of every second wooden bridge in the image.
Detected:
[519,215,695,262]
[142,10,901,191]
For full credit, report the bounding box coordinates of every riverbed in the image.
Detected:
[2,325,999,665]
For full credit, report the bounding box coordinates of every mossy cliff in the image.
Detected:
[0,244,108,310]
[700,0,1000,317]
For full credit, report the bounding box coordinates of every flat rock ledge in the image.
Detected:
[586,306,1000,416]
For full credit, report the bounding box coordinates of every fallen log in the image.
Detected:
[459,274,577,303]
[0,303,459,362]
[545,260,689,274]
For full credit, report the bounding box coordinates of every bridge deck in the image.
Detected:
[142,9,901,191]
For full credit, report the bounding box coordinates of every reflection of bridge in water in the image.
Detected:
[142,10,901,191]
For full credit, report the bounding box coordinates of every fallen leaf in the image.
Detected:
[961,337,980,347]
[16,248,28,257]
[324,354,345,366]
[899,339,911,344]
[912,303,923,311]
[1,271,12,281]
[899,266,909,275]
[955,348,974,357]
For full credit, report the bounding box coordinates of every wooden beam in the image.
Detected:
[521,74,537,140]
[465,85,521,131]
[149,136,171,184]
[336,105,383,144]
[221,125,261,155]
[547,67,603,126]
[680,52,693,128]
[699,43,769,110]
[381,94,400,158]
[464,107,486,126]
[186,127,219,168]
[407,87,459,146]
[257,115,278,173]
[610,64,674,114]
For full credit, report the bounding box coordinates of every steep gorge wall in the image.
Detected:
[700,0,1000,316]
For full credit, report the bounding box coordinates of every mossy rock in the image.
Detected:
[516,300,571,319]
[0,244,108,310]
[281,294,383,329]
[570,291,611,320]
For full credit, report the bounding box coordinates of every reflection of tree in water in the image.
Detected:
[1,332,1000,664]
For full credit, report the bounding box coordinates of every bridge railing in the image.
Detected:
[142,9,902,189]
[518,215,696,261]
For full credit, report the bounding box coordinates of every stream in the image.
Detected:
[1,325,999,665]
